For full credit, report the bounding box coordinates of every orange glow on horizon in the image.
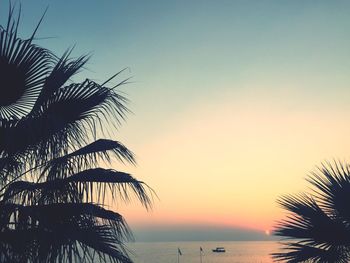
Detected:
[117,96,350,233]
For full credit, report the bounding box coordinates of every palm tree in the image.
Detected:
[273,161,350,263]
[0,7,153,263]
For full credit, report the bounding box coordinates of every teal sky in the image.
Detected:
[29,1,350,143]
[2,1,350,241]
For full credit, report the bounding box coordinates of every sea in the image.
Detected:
[127,241,280,263]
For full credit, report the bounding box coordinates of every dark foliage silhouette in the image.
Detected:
[0,6,153,263]
[273,161,350,263]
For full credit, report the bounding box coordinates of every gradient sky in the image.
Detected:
[2,0,350,240]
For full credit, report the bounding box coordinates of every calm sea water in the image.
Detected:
[127,241,279,263]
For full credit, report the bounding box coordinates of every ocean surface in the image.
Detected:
[127,241,279,263]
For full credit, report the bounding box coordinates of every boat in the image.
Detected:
[212,247,225,253]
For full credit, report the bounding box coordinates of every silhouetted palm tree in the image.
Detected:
[0,7,153,263]
[273,161,350,263]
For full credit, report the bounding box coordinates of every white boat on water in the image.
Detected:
[212,247,225,253]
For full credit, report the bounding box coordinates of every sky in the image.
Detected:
[2,0,350,241]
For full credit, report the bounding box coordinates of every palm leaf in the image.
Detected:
[0,202,133,263]
[275,194,350,246]
[273,242,350,263]
[274,162,350,262]
[0,6,151,263]
[43,139,135,181]
[0,79,130,167]
[2,168,153,209]
[30,49,89,114]
[0,7,51,119]
[307,161,350,224]
[63,139,135,164]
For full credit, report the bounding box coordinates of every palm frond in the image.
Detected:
[3,168,153,209]
[274,161,350,262]
[63,139,135,165]
[0,202,131,236]
[73,225,133,263]
[0,6,151,263]
[275,194,350,246]
[307,161,350,224]
[43,139,135,181]
[273,242,350,263]
[0,156,21,183]
[0,203,133,263]
[41,78,129,127]
[0,79,130,167]
[0,7,51,119]
[31,49,89,114]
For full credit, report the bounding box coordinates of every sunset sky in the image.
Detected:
[3,0,350,240]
